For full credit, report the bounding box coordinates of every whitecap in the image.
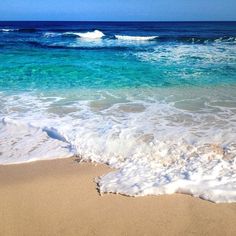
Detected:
[64,30,105,39]
[115,35,158,41]
[0,28,18,32]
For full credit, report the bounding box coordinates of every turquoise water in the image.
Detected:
[0,22,236,202]
[0,42,236,91]
[0,22,236,91]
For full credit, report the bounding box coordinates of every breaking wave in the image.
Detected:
[0,28,18,32]
[64,30,105,39]
[115,35,158,41]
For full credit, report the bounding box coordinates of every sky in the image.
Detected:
[0,0,236,21]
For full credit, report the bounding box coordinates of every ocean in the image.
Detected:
[0,21,236,202]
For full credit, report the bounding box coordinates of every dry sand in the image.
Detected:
[0,158,236,236]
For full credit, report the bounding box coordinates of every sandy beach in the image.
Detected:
[0,158,235,236]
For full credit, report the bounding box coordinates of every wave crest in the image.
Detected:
[0,28,18,32]
[64,30,105,39]
[115,35,158,41]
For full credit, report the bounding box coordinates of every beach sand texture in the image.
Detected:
[0,158,236,236]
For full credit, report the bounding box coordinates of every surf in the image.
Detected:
[115,35,158,41]
[63,30,105,39]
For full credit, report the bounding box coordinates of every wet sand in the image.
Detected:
[0,158,236,236]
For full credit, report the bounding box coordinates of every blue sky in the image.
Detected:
[0,0,236,21]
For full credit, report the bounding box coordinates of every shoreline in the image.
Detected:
[0,158,236,236]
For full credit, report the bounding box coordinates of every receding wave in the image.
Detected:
[1,87,236,203]
[115,35,158,41]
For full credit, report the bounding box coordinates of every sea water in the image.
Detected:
[0,22,236,202]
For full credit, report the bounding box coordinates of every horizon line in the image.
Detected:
[0,20,236,22]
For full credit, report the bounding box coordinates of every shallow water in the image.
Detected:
[0,22,236,202]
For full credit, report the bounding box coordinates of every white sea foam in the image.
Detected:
[214,37,236,43]
[43,32,62,37]
[0,28,18,32]
[115,35,157,41]
[0,117,72,164]
[135,43,236,65]
[63,30,105,39]
[0,87,236,202]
